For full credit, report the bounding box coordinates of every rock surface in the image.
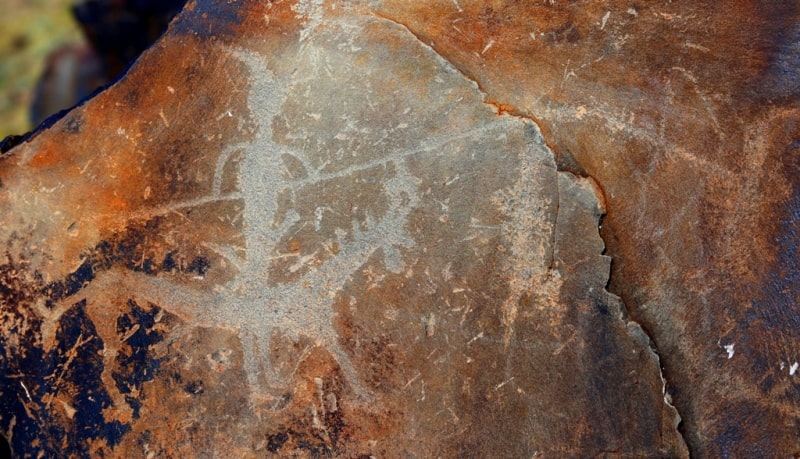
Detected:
[372,1,800,456]
[1,0,798,457]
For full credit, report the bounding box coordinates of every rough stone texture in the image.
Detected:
[370,1,800,457]
[0,0,797,458]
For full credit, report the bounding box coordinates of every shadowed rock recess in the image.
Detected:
[0,1,797,458]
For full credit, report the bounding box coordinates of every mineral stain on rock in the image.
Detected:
[0,299,129,456]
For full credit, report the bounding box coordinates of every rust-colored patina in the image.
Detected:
[0,0,798,457]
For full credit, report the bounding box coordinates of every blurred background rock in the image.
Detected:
[0,0,184,141]
[0,0,82,139]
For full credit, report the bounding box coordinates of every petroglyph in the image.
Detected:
[1,13,601,417]
[0,4,696,456]
[58,16,558,405]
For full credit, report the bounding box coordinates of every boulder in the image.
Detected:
[1,0,798,457]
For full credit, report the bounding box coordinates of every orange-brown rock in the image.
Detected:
[1,0,798,457]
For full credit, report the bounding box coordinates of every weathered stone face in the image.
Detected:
[371,1,800,456]
[2,0,798,457]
